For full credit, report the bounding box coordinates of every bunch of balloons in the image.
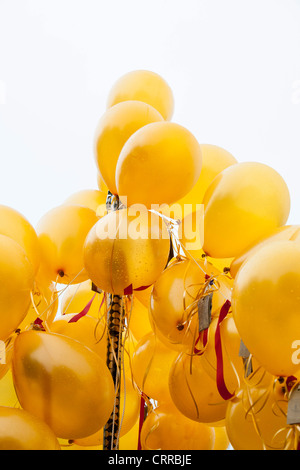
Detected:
[0,69,299,451]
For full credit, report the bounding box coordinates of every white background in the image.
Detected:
[0,0,299,228]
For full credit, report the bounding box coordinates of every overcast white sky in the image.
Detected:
[0,0,299,227]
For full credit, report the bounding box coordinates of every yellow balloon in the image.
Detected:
[0,205,40,274]
[169,352,229,424]
[213,426,230,450]
[50,313,107,361]
[126,296,153,341]
[132,332,178,403]
[12,330,115,440]
[36,205,99,285]
[177,211,234,271]
[171,144,238,220]
[0,370,19,407]
[116,122,202,209]
[106,69,174,121]
[64,189,107,213]
[60,280,105,319]
[149,258,232,351]
[140,402,215,450]
[84,208,170,295]
[134,285,153,309]
[97,172,109,194]
[202,162,291,258]
[230,225,300,278]
[232,240,300,377]
[0,407,61,450]
[74,377,140,446]
[0,235,35,341]
[226,382,291,450]
[94,100,164,195]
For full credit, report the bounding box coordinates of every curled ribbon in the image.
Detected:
[215,300,235,401]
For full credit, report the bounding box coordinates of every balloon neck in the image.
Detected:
[58,270,65,278]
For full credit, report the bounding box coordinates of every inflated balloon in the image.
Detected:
[230,225,300,278]
[178,211,234,271]
[0,235,35,341]
[36,205,99,285]
[12,330,115,439]
[131,332,178,403]
[134,285,153,309]
[116,121,202,209]
[232,240,300,377]
[126,296,153,341]
[169,352,229,424]
[64,189,107,213]
[172,144,238,220]
[200,312,271,395]
[0,407,61,450]
[140,402,215,450]
[0,205,40,274]
[97,172,109,194]
[50,313,107,361]
[149,258,232,351]
[94,100,164,195]
[74,377,140,446]
[225,382,291,450]
[202,162,291,258]
[0,370,19,407]
[106,69,174,121]
[213,426,230,450]
[60,280,105,319]
[84,208,170,295]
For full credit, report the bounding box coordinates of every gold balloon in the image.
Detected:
[94,100,164,195]
[0,205,40,274]
[226,381,291,450]
[106,69,174,121]
[149,258,232,351]
[64,189,107,213]
[126,296,153,341]
[171,144,238,220]
[36,205,99,285]
[116,122,202,209]
[232,240,300,377]
[0,407,61,450]
[74,377,140,446]
[203,162,291,258]
[60,279,105,319]
[0,235,35,341]
[12,330,115,440]
[230,225,300,278]
[169,352,228,424]
[84,208,170,295]
[132,332,178,403]
[140,402,215,450]
[50,313,107,360]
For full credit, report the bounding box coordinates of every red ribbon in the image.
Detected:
[137,394,146,451]
[124,284,151,296]
[194,328,208,355]
[68,293,97,323]
[215,300,235,401]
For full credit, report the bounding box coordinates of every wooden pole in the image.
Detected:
[103,191,125,450]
